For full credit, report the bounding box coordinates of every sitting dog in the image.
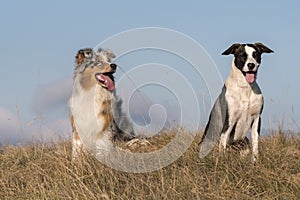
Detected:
[199,42,273,162]
[69,48,135,159]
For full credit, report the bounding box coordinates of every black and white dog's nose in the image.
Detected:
[110,63,117,70]
[247,63,255,70]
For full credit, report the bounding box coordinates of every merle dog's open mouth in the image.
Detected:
[242,71,257,84]
[95,72,115,91]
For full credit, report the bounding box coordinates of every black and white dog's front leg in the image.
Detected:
[219,124,234,153]
[251,116,261,163]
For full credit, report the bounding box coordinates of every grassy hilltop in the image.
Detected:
[0,130,300,199]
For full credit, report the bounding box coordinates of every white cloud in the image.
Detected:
[0,107,71,145]
[32,77,72,114]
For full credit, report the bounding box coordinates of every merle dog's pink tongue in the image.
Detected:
[245,73,255,83]
[98,74,115,90]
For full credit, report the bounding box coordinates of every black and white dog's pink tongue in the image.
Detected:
[96,74,115,91]
[245,73,255,84]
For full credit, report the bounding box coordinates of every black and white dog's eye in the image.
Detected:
[238,52,247,58]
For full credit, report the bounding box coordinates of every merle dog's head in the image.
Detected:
[222,43,273,84]
[74,48,117,91]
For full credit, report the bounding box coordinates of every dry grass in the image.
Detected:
[0,130,300,199]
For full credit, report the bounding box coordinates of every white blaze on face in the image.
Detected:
[243,46,260,84]
[244,46,259,72]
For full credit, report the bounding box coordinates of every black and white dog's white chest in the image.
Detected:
[225,84,263,141]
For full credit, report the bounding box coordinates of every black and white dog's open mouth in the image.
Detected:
[242,71,257,84]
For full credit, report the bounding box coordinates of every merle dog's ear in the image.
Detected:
[254,42,274,54]
[75,48,93,65]
[222,43,241,55]
[105,49,116,62]
[97,48,116,62]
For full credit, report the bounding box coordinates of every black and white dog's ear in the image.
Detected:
[222,43,241,55]
[75,48,93,65]
[254,42,274,54]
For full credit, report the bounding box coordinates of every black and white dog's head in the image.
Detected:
[222,43,273,84]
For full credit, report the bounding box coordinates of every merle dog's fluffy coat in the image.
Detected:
[69,48,135,158]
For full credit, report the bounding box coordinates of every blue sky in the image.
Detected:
[0,1,300,144]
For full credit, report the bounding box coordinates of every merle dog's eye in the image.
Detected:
[95,60,104,65]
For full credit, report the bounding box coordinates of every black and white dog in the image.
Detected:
[199,42,273,162]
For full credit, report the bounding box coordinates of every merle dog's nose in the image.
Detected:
[110,63,117,70]
[247,63,255,70]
